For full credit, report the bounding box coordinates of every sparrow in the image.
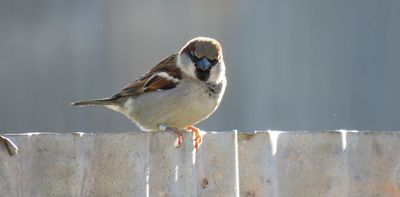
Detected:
[71,37,226,151]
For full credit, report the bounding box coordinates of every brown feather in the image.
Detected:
[112,54,182,98]
[181,37,222,60]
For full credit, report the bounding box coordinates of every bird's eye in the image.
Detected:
[189,51,199,62]
[208,58,218,65]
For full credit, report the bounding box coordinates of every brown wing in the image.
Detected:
[112,54,182,98]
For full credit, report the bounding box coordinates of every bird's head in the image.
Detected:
[177,37,225,83]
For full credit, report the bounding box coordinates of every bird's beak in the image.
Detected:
[195,57,211,71]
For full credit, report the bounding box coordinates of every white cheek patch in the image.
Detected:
[208,62,225,83]
[177,54,197,79]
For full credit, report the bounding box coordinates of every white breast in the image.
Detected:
[120,76,226,131]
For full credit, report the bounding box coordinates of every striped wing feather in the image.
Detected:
[112,54,182,98]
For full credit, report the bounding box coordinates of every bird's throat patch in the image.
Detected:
[195,69,210,81]
[206,82,223,97]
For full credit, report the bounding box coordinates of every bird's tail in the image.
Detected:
[70,98,115,106]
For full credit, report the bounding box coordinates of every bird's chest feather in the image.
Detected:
[122,78,224,130]
[171,80,220,118]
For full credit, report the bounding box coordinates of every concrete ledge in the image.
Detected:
[1,131,400,197]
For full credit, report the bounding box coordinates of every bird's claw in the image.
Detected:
[160,125,202,151]
[162,126,183,148]
[185,126,202,152]
[175,129,183,148]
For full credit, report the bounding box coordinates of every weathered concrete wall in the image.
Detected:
[1,131,400,197]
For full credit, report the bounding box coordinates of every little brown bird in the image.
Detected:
[71,37,226,151]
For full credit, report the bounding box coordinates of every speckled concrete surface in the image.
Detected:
[1,131,400,197]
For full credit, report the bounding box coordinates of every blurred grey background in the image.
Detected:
[0,0,399,133]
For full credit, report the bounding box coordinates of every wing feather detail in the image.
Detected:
[112,54,182,98]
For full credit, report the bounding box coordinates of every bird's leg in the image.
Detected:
[171,128,183,148]
[159,125,182,148]
[0,135,18,156]
[185,125,202,151]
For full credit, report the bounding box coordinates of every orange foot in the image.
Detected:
[185,125,202,151]
[164,127,183,148]
[168,127,182,148]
